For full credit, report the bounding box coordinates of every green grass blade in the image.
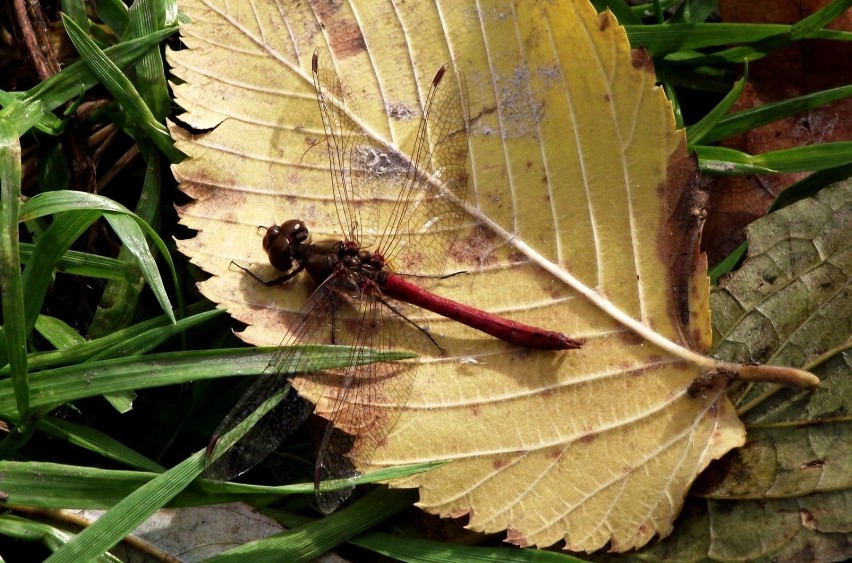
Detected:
[0,459,441,509]
[700,84,852,144]
[61,0,90,30]
[207,488,416,563]
[129,0,171,121]
[791,0,852,39]
[19,243,141,281]
[0,514,122,562]
[668,0,717,24]
[103,212,174,326]
[1,304,218,375]
[60,14,182,162]
[88,308,223,361]
[38,417,165,472]
[0,347,412,412]
[0,97,49,136]
[0,116,29,415]
[34,316,86,348]
[21,210,101,332]
[96,0,129,37]
[625,23,852,57]
[1,28,176,136]
[686,69,748,146]
[44,450,207,562]
[708,241,748,284]
[351,530,586,562]
[768,161,852,212]
[696,142,852,175]
[20,190,177,323]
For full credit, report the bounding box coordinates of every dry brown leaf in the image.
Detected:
[168,0,817,552]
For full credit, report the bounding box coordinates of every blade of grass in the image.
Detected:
[0,116,29,415]
[353,530,588,562]
[129,0,170,121]
[668,0,717,25]
[768,161,852,212]
[625,23,851,57]
[19,243,141,282]
[696,142,852,175]
[686,67,748,147]
[0,97,48,136]
[61,14,182,162]
[20,190,177,323]
[1,27,176,136]
[0,514,121,562]
[709,242,748,284]
[91,151,175,344]
[1,304,218,375]
[791,0,852,40]
[207,487,417,563]
[96,0,129,38]
[0,459,442,509]
[698,84,852,145]
[21,210,102,333]
[38,417,165,472]
[34,316,86,348]
[0,347,413,413]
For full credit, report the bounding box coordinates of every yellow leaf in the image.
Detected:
[168,0,817,552]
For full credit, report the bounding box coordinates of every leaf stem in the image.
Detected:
[724,362,820,387]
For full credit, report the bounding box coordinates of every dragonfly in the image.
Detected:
[206,48,581,513]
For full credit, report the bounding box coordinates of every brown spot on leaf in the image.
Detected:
[508,251,526,264]
[448,225,499,266]
[579,432,596,444]
[616,328,644,347]
[658,145,704,350]
[630,48,654,72]
[311,0,367,58]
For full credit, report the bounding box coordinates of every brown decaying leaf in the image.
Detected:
[168,0,817,552]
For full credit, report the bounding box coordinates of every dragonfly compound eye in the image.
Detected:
[280,219,309,242]
[263,225,295,272]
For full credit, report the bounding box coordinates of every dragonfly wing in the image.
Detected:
[205,381,313,481]
[309,285,419,513]
[312,48,379,246]
[205,272,351,480]
[378,60,470,277]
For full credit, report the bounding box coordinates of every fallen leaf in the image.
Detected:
[168,0,816,552]
[637,179,851,561]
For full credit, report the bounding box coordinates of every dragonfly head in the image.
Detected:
[263,219,311,272]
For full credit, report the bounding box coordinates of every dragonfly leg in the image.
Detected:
[231,260,307,287]
[377,296,445,354]
[390,270,469,281]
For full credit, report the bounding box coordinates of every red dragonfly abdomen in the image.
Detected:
[379,273,581,350]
